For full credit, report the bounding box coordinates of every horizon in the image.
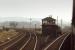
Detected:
[0,17,71,27]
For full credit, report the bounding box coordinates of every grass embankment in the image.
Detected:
[0,29,18,43]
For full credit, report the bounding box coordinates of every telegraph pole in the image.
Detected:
[35,24,36,33]
[61,19,62,29]
[57,16,58,25]
[30,16,32,31]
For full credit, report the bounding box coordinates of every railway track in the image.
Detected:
[3,32,31,50]
[43,33,70,50]
[0,30,71,50]
[0,32,25,50]
[3,33,26,50]
[19,33,31,50]
[0,30,37,50]
[20,33,37,50]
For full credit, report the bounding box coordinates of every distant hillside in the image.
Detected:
[0,17,71,28]
[0,17,42,22]
[0,21,42,28]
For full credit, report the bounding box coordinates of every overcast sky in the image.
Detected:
[0,0,73,23]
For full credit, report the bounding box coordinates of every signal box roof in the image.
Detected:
[42,17,56,21]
